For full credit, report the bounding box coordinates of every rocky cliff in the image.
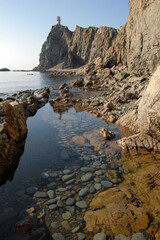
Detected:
[126,0,160,75]
[36,0,160,75]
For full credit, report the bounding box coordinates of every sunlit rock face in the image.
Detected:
[126,0,160,75]
[138,65,160,140]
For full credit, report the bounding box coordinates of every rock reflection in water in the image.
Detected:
[0,142,25,186]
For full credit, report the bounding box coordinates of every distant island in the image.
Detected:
[0,68,10,71]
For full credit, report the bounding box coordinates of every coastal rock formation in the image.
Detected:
[36,0,160,75]
[0,88,50,185]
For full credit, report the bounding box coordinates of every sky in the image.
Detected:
[0,0,129,70]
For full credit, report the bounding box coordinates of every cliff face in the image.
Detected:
[37,25,72,70]
[37,0,160,74]
[37,25,120,71]
[126,0,160,75]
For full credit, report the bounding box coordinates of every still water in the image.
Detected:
[0,72,122,239]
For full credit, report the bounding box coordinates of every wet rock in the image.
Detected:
[62,173,75,182]
[100,127,115,140]
[72,226,80,233]
[115,234,130,240]
[67,206,75,214]
[101,180,113,188]
[57,187,67,192]
[79,187,89,197]
[89,186,96,194]
[81,167,94,172]
[76,201,88,209]
[95,170,104,176]
[100,164,108,170]
[62,220,70,230]
[131,233,146,240]
[57,200,64,208]
[63,169,72,175]
[52,233,65,240]
[65,178,75,185]
[93,232,106,240]
[49,204,58,210]
[77,232,86,240]
[94,183,102,191]
[34,191,47,198]
[62,211,71,220]
[40,172,49,179]
[66,198,76,206]
[47,190,55,199]
[51,222,57,228]
[84,188,149,235]
[45,198,57,205]
[81,173,93,182]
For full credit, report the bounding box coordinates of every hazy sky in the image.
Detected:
[0,0,129,70]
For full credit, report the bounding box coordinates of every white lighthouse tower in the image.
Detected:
[56,16,61,25]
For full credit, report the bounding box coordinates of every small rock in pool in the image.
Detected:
[40,172,49,179]
[93,232,106,240]
[76,201,88,209]
[101,180,113,188]
[49,204,58,210]
[66,198,75,206]
[62,173,75,182]
[89,186,96,194]
[79,187,89,197]
[34,191,47,198]
[62,211,71,220]
[63,169,72,175]
[72,226,80,233]
[131,233,146,240]
[52,233,65,240]
[51,222,57,228]
[95,170,103,176]
[94,183,102,191]
[115,234,130,240]
[77,232,86,240]
[81,173,93,182]
[47,190,55,199]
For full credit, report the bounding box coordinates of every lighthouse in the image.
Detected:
[56,16,61,25]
